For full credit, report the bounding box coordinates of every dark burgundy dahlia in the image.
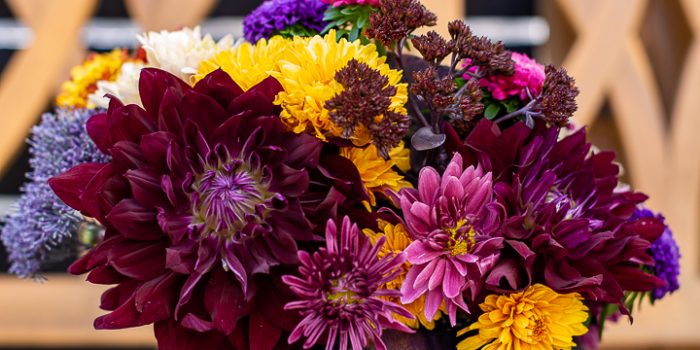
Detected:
[49,68,365,349]
[446,120,665,306]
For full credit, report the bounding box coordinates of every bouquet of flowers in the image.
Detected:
[1,0,681,349]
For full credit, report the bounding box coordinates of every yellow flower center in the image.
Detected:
[532,317,548,343]
[326,277,363,305]
[446,219,476,256]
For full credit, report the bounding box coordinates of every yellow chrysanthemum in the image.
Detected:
[194,36,292,91]
[270,30,408,144]
[363,221,444,329]
[457,284,589,350]
[56,49,129,108]
[340,142,412,208]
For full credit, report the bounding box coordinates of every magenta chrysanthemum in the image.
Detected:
[49,68,367,350]
[397,153,503,325]
[465,52,545,101]
[283,216,413,350]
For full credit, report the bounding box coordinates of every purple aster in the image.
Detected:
[397,153,503,325]
[0,109,109,277]
[283,216,413,350]
[631,207,681,300]
[243,0,329,42]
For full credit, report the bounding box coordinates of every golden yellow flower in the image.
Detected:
[340,142,412,208]
[270,30,407,144]
[363,221,444,330]
[56,49,129,108]
[194,36,292,91]
[457,284,589,350]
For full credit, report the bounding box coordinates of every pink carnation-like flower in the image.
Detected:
[466,52,545,101]
[397,153,503,325]
[321,0,380,7]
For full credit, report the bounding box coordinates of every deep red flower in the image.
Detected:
[49,68,367,349]
[445,119,665,307]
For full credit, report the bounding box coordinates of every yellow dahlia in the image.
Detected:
[458,284,589,350]
[194,36,292,91]
[340,142,412,208]
[56,49,129,108]
[270,30,408,144]
[363,221,444,329]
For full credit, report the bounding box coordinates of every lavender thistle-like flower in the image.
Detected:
[283,216,413,350]
[631,207,681,300]
[243,0,329,42]
[0,109,109,277]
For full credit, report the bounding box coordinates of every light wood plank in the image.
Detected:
[0,275,155,347]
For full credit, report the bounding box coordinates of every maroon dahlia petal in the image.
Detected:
[106,199,163,241]
[193,68,244,106]
[48,162,106,212]
[86,112,113,155]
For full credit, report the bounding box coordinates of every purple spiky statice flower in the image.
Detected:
[631,207,681,300]
[283,216,413,350]
[397,153,503,325]
[0,109,109,277]
[243,0,329,42]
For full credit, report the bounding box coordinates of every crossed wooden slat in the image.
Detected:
[0,0,220,179]
[0,0,95,178]
[557,0,667,205]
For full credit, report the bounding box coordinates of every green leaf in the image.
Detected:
[357,13,368,28]
[340,6,356,15]
[454,77,466,89]
[484,104,501,120]
[349,24,361,42]
[502,98,521,113]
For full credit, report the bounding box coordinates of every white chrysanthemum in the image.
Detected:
[88,62,145,108]
[137,26,233,83]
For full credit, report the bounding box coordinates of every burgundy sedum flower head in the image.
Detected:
[398,153,503,325]
[283,216,413,350]
[446,119,665,308]
[49,67,366,350]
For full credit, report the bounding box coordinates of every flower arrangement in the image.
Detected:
[0,1,681,350]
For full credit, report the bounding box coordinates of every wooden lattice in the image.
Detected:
[0,0,697,348]
[539,0,700,348]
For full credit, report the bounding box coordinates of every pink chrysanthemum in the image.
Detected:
[466,52,545,101]
[321,0,380,7]
[398,153,503,325]
[283,216,413,350]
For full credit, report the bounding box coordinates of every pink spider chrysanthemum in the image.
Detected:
[398,153,503,325]
[283,216,413,350]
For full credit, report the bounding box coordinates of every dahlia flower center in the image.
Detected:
[192,162,271,236]
[445,219,476,256]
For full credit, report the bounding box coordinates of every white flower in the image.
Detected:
[137,26,233,83]
[88,62,145,108]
